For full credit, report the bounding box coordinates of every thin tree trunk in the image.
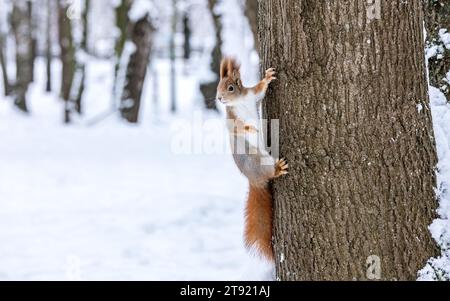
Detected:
[11,0,32,112]
[244,0,259,55]
[260,0,439,280]
[72,0,90,114]
[58,0,76,123]
[0,33,10,96]
[182,12,191,60]
[27,0,36,83]
[46,0,53,92]
[424,0,450,102]
[120,15,155,123]
[199,0,222,110]
[170,0,178,113]
[114,0,131,85]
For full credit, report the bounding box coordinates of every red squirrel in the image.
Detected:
[216,57,288,261]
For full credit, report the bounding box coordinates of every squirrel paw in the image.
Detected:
[265,68,277,83]
[274,158,289,178]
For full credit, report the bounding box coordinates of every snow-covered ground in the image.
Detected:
[0,58,272,280]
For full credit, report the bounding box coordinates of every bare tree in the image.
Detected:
[45,0,53,92]
[120,15,155,123]
[0,32,11,96]
[71,0,90,114]
[170,0,178,113]
[244,0,259,55]
[58,0,76,123]
[11,0,33,112]
[199,0,223,111]
[260,0,439,280]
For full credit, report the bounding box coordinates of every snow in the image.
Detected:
[418,86,450,280]
[0,58,272,280]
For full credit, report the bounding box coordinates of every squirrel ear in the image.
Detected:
[220,58,228,80]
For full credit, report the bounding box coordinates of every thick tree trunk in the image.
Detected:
[199,0,222,111]
[244,0,259,55]
[58,0,76,123]
[260,0,439,280]
[424,0,450,102]
[11,0,33,112]
[120,15,154,123]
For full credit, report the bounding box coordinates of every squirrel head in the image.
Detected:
[217,57,243,105]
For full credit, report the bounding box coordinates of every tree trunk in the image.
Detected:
[27,0,36,83]
[46,0,53,92]
[11,0,33,112]
[260,0,439,281]
[170,0,178,113]
[72,0,90,114]
[424,0,450,103]
[120,15,155,123]
[182,12,191,60]
[244,0,259,55]
[199,0,222,111]
[114,0,131,83]
[0,33,10,96]
[58,0,76,123]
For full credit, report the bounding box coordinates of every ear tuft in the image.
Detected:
[220,57,240,80]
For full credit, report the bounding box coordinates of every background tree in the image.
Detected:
[45,0,53,92]
[120,14,155,123]
[260,0,439,280]
[11,0,33,112]
[199,0,223,110]
[71,0,91,114]
[424,0,450,103]
[182,12,191,61]
[170,0,178,113]
[244,0,258,55]
[0,30,10,96]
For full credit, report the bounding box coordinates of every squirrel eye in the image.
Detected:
[228,85,235,92]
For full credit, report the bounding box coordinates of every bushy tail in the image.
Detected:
[245,184,274,261]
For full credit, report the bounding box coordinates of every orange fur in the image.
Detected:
[245,184,274,261]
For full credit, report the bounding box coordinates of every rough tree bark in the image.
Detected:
[11,0,33,112]
[260,0,439,280]
[120,15,155,123]
[424,0,450,102]
[58,0,76,123]
[244,0,259,55]
[199,0,222,110]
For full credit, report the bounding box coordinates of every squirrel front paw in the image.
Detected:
[274,158,289,178]
[264,68,277,83]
